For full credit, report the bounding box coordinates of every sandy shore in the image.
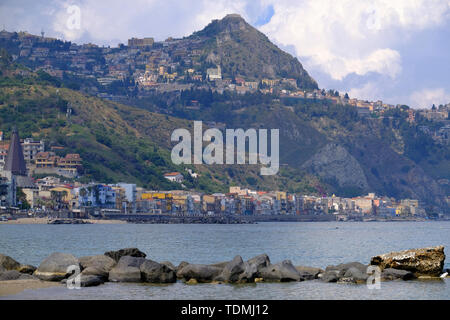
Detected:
[0,279,61,297]
[0,217,127,224]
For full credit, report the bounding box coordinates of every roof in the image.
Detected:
[3,127,27,175]
[164,172,182,177]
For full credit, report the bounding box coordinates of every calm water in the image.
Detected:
[0,221,449,299]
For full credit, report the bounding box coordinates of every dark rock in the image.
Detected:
[381,268,416,281]
[0,270,22,281]
[320,271,339,282]
[0,254,21,271]
[140,259,176,283]
[79,275,104,287]
[176,261,190,278]
[370,246,445,276]
[214,255,245,283]
[322,262,368,283]
[65,274,105,287]
[340,267,369,284]
[160,261,176,272]
[108,256,146,282]
[34,252,80,281]
[295,266,324,280]
[17,264,37,275]
[177,264,223,283]
[259,260,302,282]
[247,254,271,274]
[104,248,147,262]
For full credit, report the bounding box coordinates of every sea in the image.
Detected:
[0,221,449,300]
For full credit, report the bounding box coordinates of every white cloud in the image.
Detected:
[409,88,450,109]
[260,0,450,80]
[348,82,382,102]
[50,0,248,45]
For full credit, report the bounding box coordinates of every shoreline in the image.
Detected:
[0,279,61,297]
[0,217,127,225]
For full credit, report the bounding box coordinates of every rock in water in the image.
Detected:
[17,264,37,275]
[177,264,223,283]
[259,260,302,282]
[108,256,146,282]
[321,262,368,283]
[34,252,80,281]
[381,268,416,281]
[140,260,176,283]
[0,254,21,270]
[79,255,116,279]
[370,246,445,276]
[295,266,324,280]
[104,248,147,262]
[215,255,246,283]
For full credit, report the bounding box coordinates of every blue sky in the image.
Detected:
[1,0,449,108]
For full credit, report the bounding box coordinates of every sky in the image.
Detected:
[1,0,449,109]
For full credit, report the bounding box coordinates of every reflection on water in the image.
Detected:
[0,221,449,299]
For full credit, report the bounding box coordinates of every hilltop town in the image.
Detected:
[0,27,448,144]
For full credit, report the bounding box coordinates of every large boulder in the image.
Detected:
[140,259,176,283]
[176,261,190,279]
[177,264,223,283]
[295,266,324,280]
[104,248,147,262]
[370,246,445,276]
[215,255,246,283]
[381,268,416,281]
[34,253,80,281]
[259,260,302,282]
[108,256,145,282]
[235,254,272,283]
[79,255,116,279]
[160,261,176,272]
[0,254,21,271]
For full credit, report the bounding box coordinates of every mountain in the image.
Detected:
[189,14,318,89]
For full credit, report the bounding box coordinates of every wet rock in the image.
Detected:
[370,246,445,276]
[214,255,245,283]
[237,253,272,283]
[259,260,302,282]
[104,248,147,262]
[160,261,176,272]
[140,259,176,283]
[339,267,369,284]
[320,271,339,283]
[321,262,368,283]
[17,264,37,275]
[34,252,80,281]
[176,261,189,279]
[177,264,223,283]
[295,266,324,280]
[108,256,146,282]
[381,268,416,281]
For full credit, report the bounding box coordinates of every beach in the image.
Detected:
[0,279,61,297]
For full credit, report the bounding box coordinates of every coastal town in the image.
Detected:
[0,127,436,223]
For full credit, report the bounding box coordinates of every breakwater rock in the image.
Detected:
[370,246,445,277]
[0,246,446,289]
